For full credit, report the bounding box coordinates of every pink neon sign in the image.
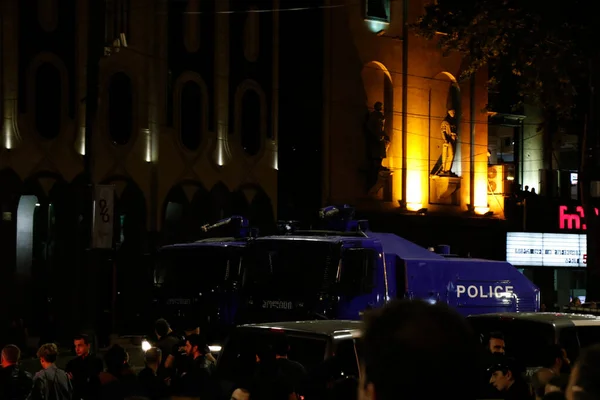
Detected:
[559,205,600,231]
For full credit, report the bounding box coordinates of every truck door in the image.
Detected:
[336,243,383,320]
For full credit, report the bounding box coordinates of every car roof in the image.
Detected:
[468,312,600,328]
[238,320,363,337]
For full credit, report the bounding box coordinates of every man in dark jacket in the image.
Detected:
[137,347,168,400]
[98,345,137,400]
[0,344,32,400]
[272,334,307,394]
[178,334,216,399]
[488,356,533,400]
[65,333,103,400]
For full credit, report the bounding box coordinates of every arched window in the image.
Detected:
[35,63,61,140]
[243,5,259,62]
[37,0,58,32]
[180,81,203,151]
[183,0,201,53]
[241,90,261,156]
[108,72,133,145]
[105,0,130,44]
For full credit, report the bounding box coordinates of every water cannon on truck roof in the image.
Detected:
[198,215,257,240]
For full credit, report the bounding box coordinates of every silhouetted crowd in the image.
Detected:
[2,300,600,400]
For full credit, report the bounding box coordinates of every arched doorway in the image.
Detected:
[101,177,148,333]
[163,185,187,244]
[117,181,147,251]
[45,178,77,333]
[361,61,394,196]
[188,185,210,239]
[13,173,72,333]
[162,182,210,243]
[15,195,38,277]
[231,189,250,216]
[208,182,232,223]
[12,177,47,325]
[0,169,22,303]
[62,173,94,333]
[246,186,275,235]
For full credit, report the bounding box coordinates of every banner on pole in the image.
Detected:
[92,185,115,249]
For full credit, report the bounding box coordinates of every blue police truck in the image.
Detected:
[236,205,540,323]
[152,216,252,342]
[153,206,540,337]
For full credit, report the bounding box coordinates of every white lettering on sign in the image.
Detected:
[506,232,586,268]
[457,285,514,299]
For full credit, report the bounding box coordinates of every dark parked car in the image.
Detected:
[216,320,363,398]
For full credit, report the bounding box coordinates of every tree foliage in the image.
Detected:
[415,1,600,300]
[413,0,592,121]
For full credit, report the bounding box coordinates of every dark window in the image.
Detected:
[155,246,243,291]
[340,248,376,295]
[35,63,61,140]
[241,90,261,156]
[574,326,600,352]
[333,339,360,378]
[559,327,580,363]
[108,72,133,145]
[395,256,406,298]
[365,0,389,22]
[242,240,340,297]
[467,317,555,367]
[105,0,130,44]
[180,81,203,151]
[217,328,327,385]
[553,326,600,364]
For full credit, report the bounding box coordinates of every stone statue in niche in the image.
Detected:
[365,101,392,199]
[431,109,458,177]
[366,102,390,172]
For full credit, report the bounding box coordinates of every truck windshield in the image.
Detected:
[242,239,341,296]
[155,246,242,291]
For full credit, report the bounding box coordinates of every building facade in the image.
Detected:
[323,0,492,215]
[316,0,510,257]
[0,0,279,329]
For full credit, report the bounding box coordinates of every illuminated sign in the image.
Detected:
[559,205,599,231]
[457,285,513,299]
[506,232,586,267]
